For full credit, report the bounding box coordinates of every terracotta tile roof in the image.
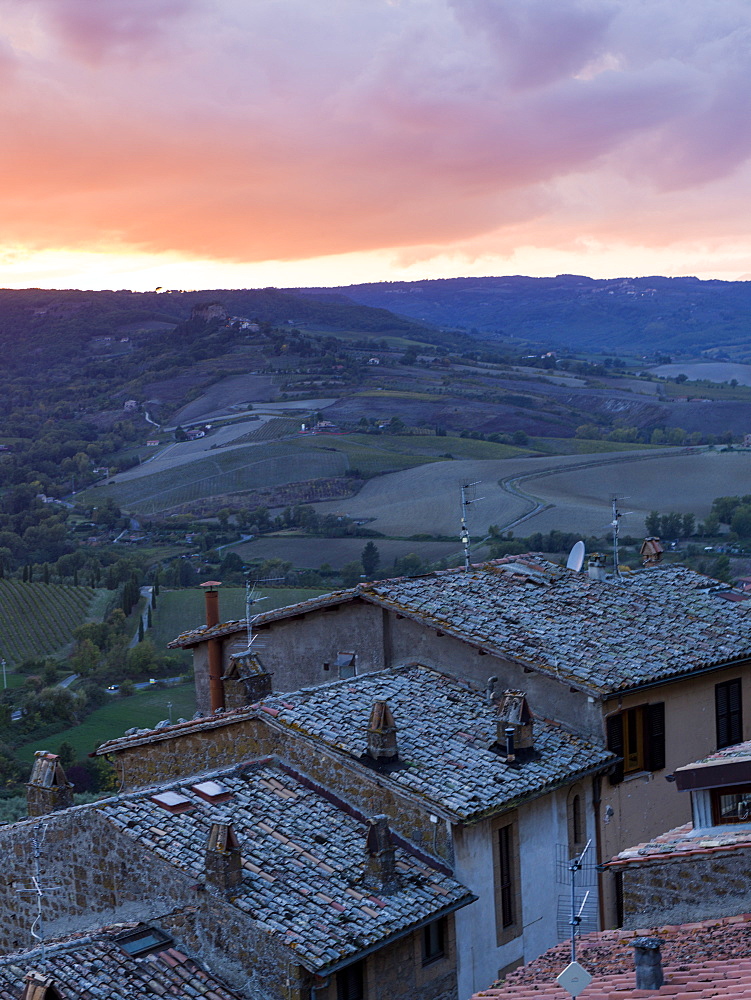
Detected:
[168,558,751,696]
[0,922,241,999]
[94,761,473,973]
[607,820,751,868]
[93,705,254,756]
[472,914,751,1000]
[258,664,614,822]
[681,738,751,768]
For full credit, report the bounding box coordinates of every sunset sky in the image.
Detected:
[2,0,751,291]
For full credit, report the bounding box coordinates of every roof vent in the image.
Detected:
[497,691,534,750]
[587,553,608,582]
[365,815,399,894]
[21,971,63,1000]
[26,751,74,817]
[367,700,398,762]
[200,580,222,627]
[640,536,663,567]
[206,815,242,889]
[631,936,664,991]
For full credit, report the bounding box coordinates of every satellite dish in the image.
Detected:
[566,540,586,572]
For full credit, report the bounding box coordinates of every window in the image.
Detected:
[567,785,586,858]
[337,961,364,1000]
[115,925,172,957]
[716,679,743,749]
[606,703,665,785]
[493,814,521,944]
[711,783,751,825]
[422,919,445,965]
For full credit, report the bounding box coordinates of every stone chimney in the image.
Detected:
[366,700,398,761]
[26,751,74,817]
[630,936,664,991]
[640,537,663,567]
[205,815,242,890]
[496,691,534,750]
[587,553,608,581]
[225,651,272,708]
[21,970,62,1000]
[365,815,399,894]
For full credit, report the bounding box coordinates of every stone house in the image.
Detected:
[94,663,614,998]
[606,739,751,928]
[0,924,244,1000]
[170,556,751,924]
[3,754,471,1000]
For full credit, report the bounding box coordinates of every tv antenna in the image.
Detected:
[610,496,631,580]
[238,575,267,657]
[14,823,62,966]
[460,482,484,572]
[554,839,595,997]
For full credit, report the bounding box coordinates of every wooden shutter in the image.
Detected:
[606,713,624,785]
[646,702,666,772]
[716,679,743,749]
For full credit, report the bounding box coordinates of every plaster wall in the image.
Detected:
[451,784,596,999]
[385,615,603,739]
[600,661,751,866]
[230,599,385,695]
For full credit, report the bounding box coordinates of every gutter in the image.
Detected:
[310,893,477,979]
[602,654,751,702]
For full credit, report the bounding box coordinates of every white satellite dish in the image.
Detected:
[566,540,586,572]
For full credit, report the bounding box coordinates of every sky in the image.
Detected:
[2,0,751,291]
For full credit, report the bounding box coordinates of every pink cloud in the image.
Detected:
[0,0,749,266]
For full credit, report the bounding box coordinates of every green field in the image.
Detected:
[150,587,329,651]
[0,581,106,665]
[14,683,199,762]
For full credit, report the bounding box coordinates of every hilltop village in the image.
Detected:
[2,550,751,1000]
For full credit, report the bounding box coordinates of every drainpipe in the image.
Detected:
[593,774,606,930]
[201,581,225,713]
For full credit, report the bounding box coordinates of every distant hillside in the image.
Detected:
[0,287,432,370]
[325,275,751,357]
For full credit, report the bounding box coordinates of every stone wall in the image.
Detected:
[104,716,454,864]
[0,807,193,952]
[619,849,751,927]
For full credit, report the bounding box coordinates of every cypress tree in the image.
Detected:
[147,606,153,628]
[138,617,144,642]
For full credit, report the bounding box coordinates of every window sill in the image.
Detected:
[622,770,652,783]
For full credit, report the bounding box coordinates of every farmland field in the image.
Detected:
[13,683,199,762]
[308,447,723,537]
[0,582,105,665]
[233,536,469,570]
[151,587,330,652]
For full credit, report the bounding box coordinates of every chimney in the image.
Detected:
[496,691,534,751]
[201,581,225,713]
[21,971,62,1000]
[205,815,242,890]
[587,553,608,581]
[630,937,664,991]
[365,815,399,893]
[504,726,516,763]
[366,700,398,761]
[201,580,222,627]
[26,751,74,817]
[640,536,663,567]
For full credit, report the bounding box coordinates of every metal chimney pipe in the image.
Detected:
[201,582,224,712]
[505,726,516,763]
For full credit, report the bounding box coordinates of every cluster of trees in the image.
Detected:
[710,495,751,538]
[645,511,696,539]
